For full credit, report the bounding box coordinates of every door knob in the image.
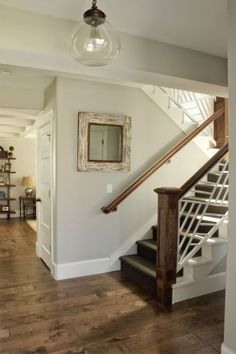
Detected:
[36,198,42,203]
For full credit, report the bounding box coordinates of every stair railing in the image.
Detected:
[154,142,228,309]
[102,107,224,214]
[178,149,228,271]
[161,87,216,144]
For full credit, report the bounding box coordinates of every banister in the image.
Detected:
[101,107,224,214]
[179,142,228,198]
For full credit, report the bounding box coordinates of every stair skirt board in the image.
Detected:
[172,272,226,304]
[221,344,236,354]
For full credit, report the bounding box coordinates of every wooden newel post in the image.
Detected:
[214,97,228,148]
[154,187,181,309]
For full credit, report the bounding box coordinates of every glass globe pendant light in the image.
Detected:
[70,0,121,66]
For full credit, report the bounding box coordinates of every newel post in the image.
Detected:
[154,187,181,309]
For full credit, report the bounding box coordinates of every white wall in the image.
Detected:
[0,137,36,217]
[53,77,208,278]
[222,1,236,354]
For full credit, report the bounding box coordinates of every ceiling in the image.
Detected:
[0,0,228,58]
[0,0,228,139]
[0,65,53,138]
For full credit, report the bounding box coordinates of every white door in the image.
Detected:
[37,121,52,269]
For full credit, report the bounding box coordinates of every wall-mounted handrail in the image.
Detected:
[101,107,224,214]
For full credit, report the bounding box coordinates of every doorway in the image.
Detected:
[36,111,54,270]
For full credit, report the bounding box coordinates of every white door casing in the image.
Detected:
[36,110,54,270]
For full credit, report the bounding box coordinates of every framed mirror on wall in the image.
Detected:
[78,112,131,171]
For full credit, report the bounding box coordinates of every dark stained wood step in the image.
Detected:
[181,200,227,215]
[208,171,228,184]
[120,255,156,295]
[136,239,157,263]
[151,225,158,240]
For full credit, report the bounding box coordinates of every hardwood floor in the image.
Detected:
[0,220,225,353]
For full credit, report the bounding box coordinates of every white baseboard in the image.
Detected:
[51,214,157,281]
[173,272,226,304]
[52,257,120,280]
[35,242,40,257]
[221,344,236,354]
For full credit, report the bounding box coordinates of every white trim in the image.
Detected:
[221,344,236,354]
[51,214,157,280]
[173,272,226,303]
[35,241,40,257]
[36,109,53,129]
[51,257,119,281]
[36,109,54,272]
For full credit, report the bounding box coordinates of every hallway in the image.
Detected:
[0,220,225,353]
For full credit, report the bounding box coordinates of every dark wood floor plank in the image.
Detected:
[0,219,225,353]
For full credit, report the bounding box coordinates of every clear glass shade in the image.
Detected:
[70,18,121,66]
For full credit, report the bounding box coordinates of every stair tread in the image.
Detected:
[187,256,212,267]
[196,181,229,188]
[181,212,221,222]
[136,239,157,251]
[208,171,228,176]
[120,255,156,278]
[182,196,228,206]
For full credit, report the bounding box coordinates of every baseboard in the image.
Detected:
[173,272,226,304]
[52,257,120,280]
[35,242,40,257]
[51,214,157,281]
[221,343,236,354]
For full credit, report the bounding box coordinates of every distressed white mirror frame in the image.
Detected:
[78,112,131,172]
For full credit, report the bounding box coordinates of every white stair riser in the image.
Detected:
[173,272,226,303]
[183,243,227,281]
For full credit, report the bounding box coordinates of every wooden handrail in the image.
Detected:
[101,107,225,214]
[179,142,228,198]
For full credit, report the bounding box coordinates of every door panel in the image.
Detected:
[37,121,52,269]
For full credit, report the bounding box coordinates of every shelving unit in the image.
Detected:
[0,157,16,220]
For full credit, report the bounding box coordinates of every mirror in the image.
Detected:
[88,124,123,162]
[78,112,131,172]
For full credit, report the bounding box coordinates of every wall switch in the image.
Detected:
[107,184,113,193]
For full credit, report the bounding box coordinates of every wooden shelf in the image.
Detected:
[0,171,16,174]
[0,198,16,201]
[0,158,16,220]
[0,185,16,187]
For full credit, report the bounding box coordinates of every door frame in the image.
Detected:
[35,108,55,274]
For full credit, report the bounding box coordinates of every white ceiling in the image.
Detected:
[0,0,228,58]
[0,0,228,138]
[0,66,53,138]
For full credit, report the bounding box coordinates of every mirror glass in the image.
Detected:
[88,124,123,162]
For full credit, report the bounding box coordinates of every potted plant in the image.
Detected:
[8,146,14,158]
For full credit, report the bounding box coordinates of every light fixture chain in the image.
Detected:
[92,0,97,8]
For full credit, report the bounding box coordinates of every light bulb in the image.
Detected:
[84,27,106,52]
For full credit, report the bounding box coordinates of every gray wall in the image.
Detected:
[223,1,236,353]
[53,77,207,275]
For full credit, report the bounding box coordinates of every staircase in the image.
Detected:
[120,158,228,303]
[102,104,227,308]
[141,85,216,157]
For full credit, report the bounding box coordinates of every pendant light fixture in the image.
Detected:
[70,0,121,66]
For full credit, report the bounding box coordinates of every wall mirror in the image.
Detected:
[78,112,131,171]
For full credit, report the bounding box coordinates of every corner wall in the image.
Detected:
[222,1,236,353]
[53,77,208,279]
